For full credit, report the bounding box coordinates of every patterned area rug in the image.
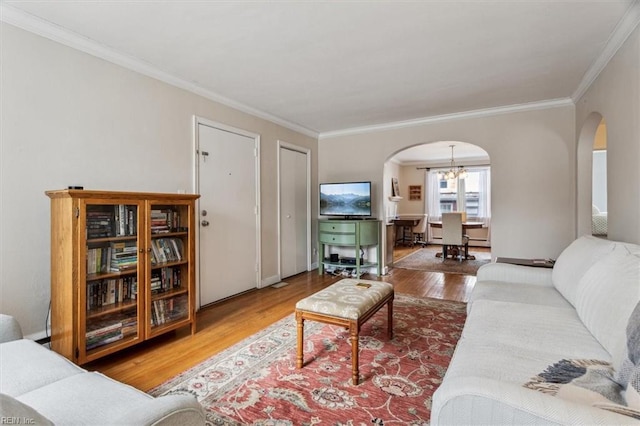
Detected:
[150,294,467,425]
[394,245,491,275]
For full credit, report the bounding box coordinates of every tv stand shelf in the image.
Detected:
[318,219,381,277]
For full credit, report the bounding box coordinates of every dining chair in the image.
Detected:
[412,214,428,246]
[441,212,469,261]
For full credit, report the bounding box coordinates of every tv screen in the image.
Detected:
[319,181,372,218]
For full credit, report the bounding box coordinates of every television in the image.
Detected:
[319,181,372,219]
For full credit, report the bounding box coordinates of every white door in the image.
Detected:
[197,121,259,306]
[279,146,309,278]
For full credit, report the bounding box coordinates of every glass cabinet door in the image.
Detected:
[81,201,143,361]
[146,201,192,336]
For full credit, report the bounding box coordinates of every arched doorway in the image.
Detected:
[577,113,607,238]
[383,141,491,271]
[591,119,607,237]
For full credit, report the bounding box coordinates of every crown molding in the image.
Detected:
[0,4,319,139]
[572,0,640,102]
[319,98,574,140]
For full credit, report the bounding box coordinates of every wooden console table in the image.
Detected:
[392,217,422,246]
[318,219,382,276]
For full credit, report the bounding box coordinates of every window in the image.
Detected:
[427,167,491,224]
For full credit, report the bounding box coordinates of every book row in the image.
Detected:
[151,267,182,293]
[150,237,184,265]
[86,205,137,239]
[87,237,186,275]
[151,208,182,234]
[151,296,187,327]
[87,276,138,310]
[85,315,137,351]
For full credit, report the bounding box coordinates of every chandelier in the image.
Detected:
[441,144,467,180]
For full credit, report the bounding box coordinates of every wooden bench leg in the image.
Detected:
[387,299,393,340]
[296,310,304,369]
[350,320,358,385]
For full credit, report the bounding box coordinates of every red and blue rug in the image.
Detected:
[150,294,466,425]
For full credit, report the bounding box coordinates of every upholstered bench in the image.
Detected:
[295,278,394,385]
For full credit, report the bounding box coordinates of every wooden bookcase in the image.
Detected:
[46,189,200,364]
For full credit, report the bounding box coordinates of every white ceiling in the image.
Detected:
[3,1,639,142]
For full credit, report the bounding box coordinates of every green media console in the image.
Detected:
[318,219,382,277]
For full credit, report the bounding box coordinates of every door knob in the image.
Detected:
[201,220,210,227]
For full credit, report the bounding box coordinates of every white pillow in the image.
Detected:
[575,244,640,367]
[552,235,616,306]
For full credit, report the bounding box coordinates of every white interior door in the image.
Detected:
[197,121,259,306]
[279,146,309,279]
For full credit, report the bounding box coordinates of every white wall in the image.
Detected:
[320,105,577,261]
[397,166,426,216]
[0,23,318,337]
[576,24,640,244]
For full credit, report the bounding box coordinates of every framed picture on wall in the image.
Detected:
[409,185,422,201]
[392,178,400,197]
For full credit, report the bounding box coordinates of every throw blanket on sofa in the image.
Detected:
[616,301,640,413]
[525,302,640,420]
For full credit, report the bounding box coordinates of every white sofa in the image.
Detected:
[431,235,640,425]
[0,314,206,425]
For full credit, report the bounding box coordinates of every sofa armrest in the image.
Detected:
[111,394,205,426]
[431,376,637,425]
[0,314,24,343]
[476,263,553,287]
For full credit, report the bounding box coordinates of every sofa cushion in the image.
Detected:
[552,235,616,306]
[17,372,152,425]
[0,393,53,426]
[470,281,572,312]
[575,244,640,368]
[0,339,83,396]
[445,300,611,385]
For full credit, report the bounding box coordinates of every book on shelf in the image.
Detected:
[150,208,180,234]
[85,315,138,350]
[86,205,138,239]
[86,209,113,238]
[86,246,113,275]
[113,205,137,237]
[87,276,137,310]
[109,241,137,272]
[85,321,123,350]
[150,267,182,293]
[151,295,187,326]
[150,237,184,265]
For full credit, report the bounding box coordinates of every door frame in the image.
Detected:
[193,116,262,309]
[277,140,311,279]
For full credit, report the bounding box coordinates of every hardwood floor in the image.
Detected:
[86,262,479,392]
